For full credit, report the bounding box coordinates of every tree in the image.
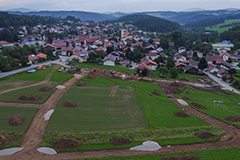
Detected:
[222,76,227,82]
[45,49,53,59]
[106,46,114,54]
[166,57,175,69]
[170,68,178,79]
[141,68,148,77]
[198,57,208,70]
[229,68,236,74]
[0,55,7,71]
[71,41,76,48]
[20,56,28,67]
[148,38,154,44]
[227,58,232,63]
[158,66,168,75]
[177,66,184,73]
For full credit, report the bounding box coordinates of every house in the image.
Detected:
[153,39,160,45]
[221,61,234,70]
[217,69,226,77]
[43,44,55,50]
[36,53,47,59]
[169,40,174,47]
[109,51,121,61]
[212,41,234,51]
[217,69,235,82]
[189,61,199,68]
[60,47,74,56]
[174,53,186,62]
[220,52,231,61]
[206,64,219,73]
[140,58,158,71]
[103,54,115,66]
[184,65,199,75]
[175,62,186,68]
[136,63,152,77]
[70,54,85,63]
[145,52,159,61]
[206,56,223,65]
[28,54,39,64]
[178,46,186,54]
[120,60,130,66]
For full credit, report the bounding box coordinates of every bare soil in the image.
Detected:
[0,135,14,148]
[179,78,190,82]
[225,116,240,122]
[87,75,95,79]
[191,102,207,109]
[63,101,77,108]
[110,137,133,146]
[174,110,190,118]
[170,87,183,94]
[52,138,83,149]
[161,154,199,160]
[18,95,29,101]
[77,81,86,87]
[39,86,52,92]
[196,132,215,139]
[181,96,193,101]
[8,115,24,126]
[152,89,161,96]
[28,95,41,101]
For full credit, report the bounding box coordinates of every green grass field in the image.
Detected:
[84,147,240,160]
[206,19,240,33]
[175,87,240,125]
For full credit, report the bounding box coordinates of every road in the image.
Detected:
[204,71,240,95]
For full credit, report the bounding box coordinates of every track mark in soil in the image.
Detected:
[109,86,119,97]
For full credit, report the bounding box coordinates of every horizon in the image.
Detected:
[0,0,240,13]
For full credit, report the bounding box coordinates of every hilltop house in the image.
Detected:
[103,54,115,66]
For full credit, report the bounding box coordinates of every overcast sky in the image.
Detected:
[1,0,240,13]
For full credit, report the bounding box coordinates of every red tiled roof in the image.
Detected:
[207,64,215,71]
[36,53,47,59]
[54,42,66,47]
[28,54,39,61]
[221,52,231,57]
[137,63,151,71]
[153,39,160,42]
[206,56,223,64]
[142,59,158,66]
[43,44,55,48]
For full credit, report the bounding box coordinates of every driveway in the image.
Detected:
[204,71,240,95]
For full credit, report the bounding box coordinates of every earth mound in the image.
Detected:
[170,82,182,87]
[174,110,190,118]
[29,95,41,101]
[77,81,86,87]
[68,62,75,66]
[87,75,95,79]
[196,131,215,139]
[191,102,206,109]
[63,101,77,108]
[179,78,190,82]
[0,135,14,148]
[225,115,240,122]
[152,89,161,96]
[161,154,199,160]
[52,138,83,149]
[170,87,183,94]
[39,86,52,92]
[8,115,24,126]
[110,137,133,146]
[181,96,192,101]
[18,95,29,101]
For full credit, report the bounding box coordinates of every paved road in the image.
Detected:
[0,59,59,78]
[204,71,240,95]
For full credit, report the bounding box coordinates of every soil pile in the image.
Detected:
[139,78,152,83]
[174,110,190,118]
[191,102,207,109]
[29,95,41,101]
[181,96,192,101]
[170,87,183,94]
[0,135,14,148]
[68,62,75,66]
[77,81,86,87]
[152,89,161,96]
[87,75,95,79]
[52,138,83,149]
[18,95,29,101]
[170,82,182,87]
[110,137,133,146]
[161,154,199,160]
[39,86,52,92]
[8,115,24,126]
[179,78,190,82]
[63,101,77,108]
[225,116,240,122]
[196,131,215,139]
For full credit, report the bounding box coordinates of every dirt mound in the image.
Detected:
[191,102,206,109]
[181,96,192,101]
[77,81,86,87]
[68,62,75,66]
[179,78,190,82]
[174,110,190,118]
[29,95,41,101]
[170,82,182,87]
[139,78,152,83]
[225,115,240,122]
[39,86,52,92]
[18,95,29,101]
[87,75,95,79]
[110,137,133,146]
[196,131,215,139]
[170,87,183,94]
[0,135,14,148]
[152,89,161,96]
[52,138,83,149]
[8,115,24,126]
[161,154,199,160]
[63,101,77,108]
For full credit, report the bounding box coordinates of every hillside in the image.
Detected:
[112,14,180,33]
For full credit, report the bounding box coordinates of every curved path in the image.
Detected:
[2,76,240,160]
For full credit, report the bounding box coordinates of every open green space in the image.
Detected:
[175,87,240,125]
[0,83,58,103]
[84,147,240,160]
[0,106,37,150]
[206,19,240,33]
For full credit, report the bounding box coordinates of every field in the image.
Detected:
[206,19,240,33]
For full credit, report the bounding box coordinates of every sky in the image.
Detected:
[0,0,240,13]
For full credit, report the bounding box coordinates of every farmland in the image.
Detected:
[206,19,240,33]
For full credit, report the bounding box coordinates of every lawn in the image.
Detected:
[0,83,58,103]
[174,87,240,125]
[84,147,240,160]
[206,19,240,33]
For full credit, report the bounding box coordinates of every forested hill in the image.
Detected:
[111,15,180,33]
